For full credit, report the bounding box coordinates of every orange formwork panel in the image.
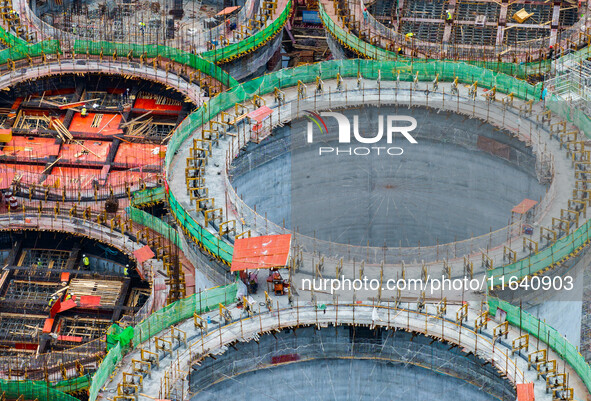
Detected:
[69,113,123,135]
[113,143,165,168]
[134,98,182,113]
[45,167,101,190]
[0,136,60,158]
[0,164,44,189]
[59,140,111,163]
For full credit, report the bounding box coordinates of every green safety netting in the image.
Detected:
[132,186,165,206]
[547,93,591,138]
[201,0,291,64]
[488,219,591,287]
[165,58,542,265]
[132,282,238,345]
[51,375,91,393]
[168,188,234,264]
[127,206,183,250]
[0,379,80,401]
[88,343,122,401]
[89,283,238,401]
[0,39,60,64]
[72,40,239,88]
[317,3,550,79]
[0,24,27,47]
[487,91,591,285]
[489,297,591,393]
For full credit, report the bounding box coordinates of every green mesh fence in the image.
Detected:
[127,206,183,250]
[88,343,122,401]
[487,91,591,286]
[489,297,591,392]
[0,24,27,47]
[0,375,91,398]
[0,379,81,401]
[165,58,541,265]
[72,40,239,88]
[51,375,91,393]
[168,187,234,264]
[132,186,165,206]
[89,283,238,401]
[488,218,591,287]
[132,282,238,345]
[546,93,591,138]
[200,0,291,64]
[317,3,549,79]
[0,39,60,64]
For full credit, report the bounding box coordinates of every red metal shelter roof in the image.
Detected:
[516,383,535,401]
[134,245,155,264]
[512,199,538,214]
[231,234,292,271]
[216,6,241,15]
[247,106,273,123]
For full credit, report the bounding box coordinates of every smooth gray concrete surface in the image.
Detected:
[231,106,546,247]
[190,359,505,401]
[189,326,515,401]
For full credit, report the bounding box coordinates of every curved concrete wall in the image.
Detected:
[230,105,546,247]
[189,326,515,401]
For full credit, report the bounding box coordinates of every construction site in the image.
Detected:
[0,0,589,400]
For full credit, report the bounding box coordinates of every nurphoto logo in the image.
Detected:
[305,110,418,156]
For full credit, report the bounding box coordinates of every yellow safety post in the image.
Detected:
[456,303,468,323]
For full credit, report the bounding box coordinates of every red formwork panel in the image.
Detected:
[0,164,44,189]
[43,88,76,96]
[69,113,123,135]
[45,167,101,190]
[113,143,165,168]
[11,97,23,110]
[59,140,111,163]
[133,98,182,114]
[0,136,60,158]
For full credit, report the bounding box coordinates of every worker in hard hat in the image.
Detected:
[81,105,87,117]
[363,7,368,22]
[64,292,72,301]
[397,47,403,55]
[48,295,57,307]
[82,254,90,268]
[123,264,129,276]
[445,9,453,21]
[139,21,146,33]
[405,32,414,39]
